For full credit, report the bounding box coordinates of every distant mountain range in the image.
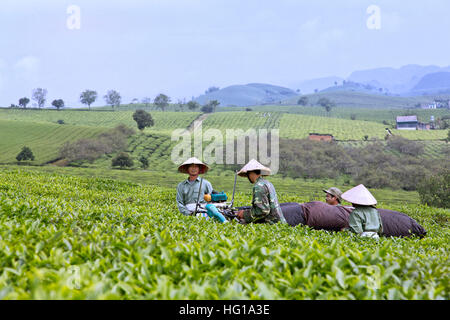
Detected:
[195,64,450,107]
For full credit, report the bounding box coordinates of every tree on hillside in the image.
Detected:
[207,100,220,113]
[187,101,199,111]
[317,97,336,115]
[32,88,47,109]
[104,90,121,111]
[80,90,98,110]
[154,94,170,111]
[16,146,35,162]
[201,104,213,113]
[297,96,308,106]
[139,156,149,169]
[132,109,154,131]
[18,97,30,109]
[417,169,449,209]
[52,99,65,111]
[112,152,133,169]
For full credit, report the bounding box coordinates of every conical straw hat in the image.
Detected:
[237,159,271,177]
[178,157,209,174]
[341,184,377,206]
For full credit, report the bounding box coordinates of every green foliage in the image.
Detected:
[187,101,200,111]
[51,99,65,111]
[59,125,135,163]
[154,94,170,112]
[201,105,213,113]
[16,146,34,162]
[297,96,309,106]
[80,90,98,110]
[0,168,448,299]
[139,156,149,169]
[278,139,448,191]
[32,88,47,109]
[104,90,121,110]
[112,152,133,169]
[18,97,30,109]
[0,119,107,165]
[132,109,154,131]
[417,169,450,209]
[386,136,424,156]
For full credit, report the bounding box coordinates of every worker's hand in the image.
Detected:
[236,209,245,219]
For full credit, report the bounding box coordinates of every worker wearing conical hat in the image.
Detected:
[176,157,213,216]
[236,159,286,224]
[341,184,383,238]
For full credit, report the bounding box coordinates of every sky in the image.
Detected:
[1,0,450,107]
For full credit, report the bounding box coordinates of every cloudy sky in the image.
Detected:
[1,0,450,107]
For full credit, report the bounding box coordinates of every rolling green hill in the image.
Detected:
[195,83,298,107]
[0,119,107,164]
[219,105,450,125]
[282,91,450,109]
[0,109,200,134]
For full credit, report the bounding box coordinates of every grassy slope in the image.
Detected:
[0,120,107,164]
[282,91,450,108]
[219,105,450,125]
[0,109,200,134]
[279,114,448,140]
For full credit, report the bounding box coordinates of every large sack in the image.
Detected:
[238,201,427,238]
[288,201,426,238]
[236,203,306,225]
[299,201,351,231]
[280,202,306,226]
[378,208,427,238]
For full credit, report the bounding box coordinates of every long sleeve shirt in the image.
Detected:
[348,205,383,235]
[244,176,287,224]
[176,177,213,216]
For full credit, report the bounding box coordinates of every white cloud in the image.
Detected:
[14,56,40,83]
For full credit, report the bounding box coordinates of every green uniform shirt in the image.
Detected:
[348,205,383,235]
[244,176,287,224]
[176,177,213,216]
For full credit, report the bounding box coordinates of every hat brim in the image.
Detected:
[178,164,209,174]
[238,169,271,177]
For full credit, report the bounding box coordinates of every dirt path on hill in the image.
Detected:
[186,113,210,133]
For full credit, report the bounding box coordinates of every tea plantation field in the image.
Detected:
[0,168,448,299]
[0,119,108,165]
[0,109,200,135]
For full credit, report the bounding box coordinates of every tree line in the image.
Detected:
[9,88,220,112]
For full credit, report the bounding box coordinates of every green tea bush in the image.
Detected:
[0,168,448,299]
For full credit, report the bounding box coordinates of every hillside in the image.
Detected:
[195,83,297,107]
[0,119,107,164]
[411,72,450,95]
[282,91,437,109]
[347,64,450,94]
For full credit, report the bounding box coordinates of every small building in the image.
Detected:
[417,122,430,130]
[308,133,334,142]
[396,116,418,130]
